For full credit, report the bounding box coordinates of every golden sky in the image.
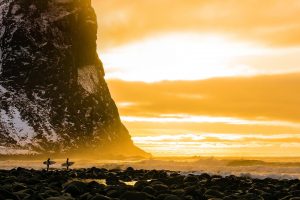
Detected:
[92,0,300,157]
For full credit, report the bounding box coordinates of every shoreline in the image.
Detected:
[2,158,300,181]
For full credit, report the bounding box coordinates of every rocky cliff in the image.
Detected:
[0,0,149,158]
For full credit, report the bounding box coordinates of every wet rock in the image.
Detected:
[42,189,61,198]
[134,180,150,191]
[260,192,274,200]
[106,189,122,198]
[0,168,297,200]
[204,189,224,198]
[183,175,199,183]
[171,189,185,196]
[79,192,94,200]
[23,193,45,200]
[223,194,239,200]
[290,190,300,196]
[12,183,27,192]
[63,181,87,197]
[46,196,75,200]
[14,189,34,199]
[290,183,300,191]
[152,183,169,192]
[163,194,181,200]
[125,167,134,172]
[106,173,120,185]
[166,176,184,186]
[90,194,111,200]
[120,191,154,200]
[240,193,264,200]
[157,194,173,200]
[0,188,20,200]
[87,181,105,190]
[26,177,42,185]
[280,195,293,200]
[142,186,156,195]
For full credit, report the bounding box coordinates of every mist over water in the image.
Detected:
[1,157,300,180]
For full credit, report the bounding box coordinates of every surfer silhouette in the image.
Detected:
[62,158,74,170]
[43,158,56,171]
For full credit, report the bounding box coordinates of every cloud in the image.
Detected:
[132,133,300,156]
[92,0,300,49]
[133,133,300,145]
[107,73,300,123]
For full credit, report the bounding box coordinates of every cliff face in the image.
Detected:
[0,0,148,157]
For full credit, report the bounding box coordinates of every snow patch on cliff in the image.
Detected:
[0,85,7,93]
[0,107,35,146]
[78,65,100,94]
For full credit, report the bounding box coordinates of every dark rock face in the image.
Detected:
[0,0,148,157]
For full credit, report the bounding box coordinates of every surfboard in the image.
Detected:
[62,162,75,167]
[43,161,56,165]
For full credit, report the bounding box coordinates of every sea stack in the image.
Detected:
[0,0,149,158]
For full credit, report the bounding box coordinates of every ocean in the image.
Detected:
[1,157,300,180]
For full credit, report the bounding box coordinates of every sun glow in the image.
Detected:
[91,0,300,158]
[100,33,269,82]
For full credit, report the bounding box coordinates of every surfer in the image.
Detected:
[62,158,74,170]
[43,158,56,171]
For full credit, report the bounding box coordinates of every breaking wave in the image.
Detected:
[1,157,300,180]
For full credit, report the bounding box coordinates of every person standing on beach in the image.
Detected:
[45,158,51,171]
[43,158,56,171]
[62,158,74,170]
